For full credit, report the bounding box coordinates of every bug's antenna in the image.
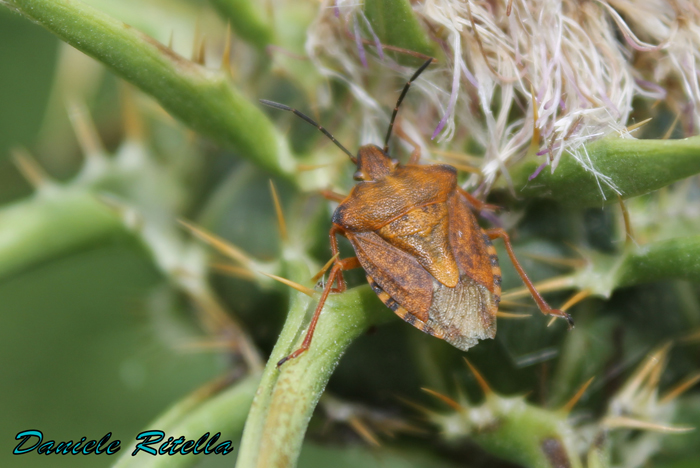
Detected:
[383,58,434,153]
[260,99,357,163]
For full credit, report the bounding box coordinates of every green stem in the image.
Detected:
[209,0,274,49]
[0,188,124,281]
[618,236,700,286]
[567,236,700,298]
[236,252,394,468]
[113,373,259,468]
[472,401,584,468]
[512,136,700,207]
[3,0,294,177]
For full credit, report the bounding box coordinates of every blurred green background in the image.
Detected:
[0,9,228,467]
[3,2,700,467]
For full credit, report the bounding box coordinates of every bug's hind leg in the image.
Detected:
[485,228,574,329]
[277,263,342,366]
[278,226,361,367]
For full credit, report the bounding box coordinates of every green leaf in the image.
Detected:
[363,0,435,64]
[3,0,295,178]
[511,136,700,208]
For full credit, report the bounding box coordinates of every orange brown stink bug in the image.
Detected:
[261,59,573,366]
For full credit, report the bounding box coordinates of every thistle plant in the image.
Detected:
[2,1,700,468]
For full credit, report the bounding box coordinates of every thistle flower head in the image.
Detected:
[307,0,700,195]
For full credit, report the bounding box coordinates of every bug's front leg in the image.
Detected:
[485,228,574,329]
[457,186,501,213]
[320,189,347,203]
[277,226,361,367]
[393,120,422,165]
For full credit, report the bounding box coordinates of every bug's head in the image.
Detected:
[260,59,433,181]
[353,145,399,181]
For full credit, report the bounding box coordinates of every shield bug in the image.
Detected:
[262,59,573,366]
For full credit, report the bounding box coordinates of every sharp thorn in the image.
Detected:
[210,263,257,281]
[602,416,694,433]
[221,22,232,75]
[348,416,381,447]
[121,84,144,141]
[521,252,586,269]
[297,163,332,172]
[617,194,635,247]
[11,147,50,189]
[561,376,595,413]
[626,117,652,133]
[196,35,207,65]
[269,180,288,243]
[496,310,532,319]
[560,289,591,312]
[66,100,106,159]
[259,271,316,297]
[662,113,681,140]
[311,253,339,284]
[502,275,576,300]
[463,358,492,395]
[619,342,672,400]
[529,82,540,153]
[659,373,700,405]
[178,219,253,266]
[420,387,463,411]
[497,299,536,309]
[679,328,700,343]
[191,18,201,62]
[394,395,435,416]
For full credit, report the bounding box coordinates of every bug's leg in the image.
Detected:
[393,120,422,164]
[279,257,359,366]
[277,263,343,367]
[329,257,360,292]
[321,189,347,203]
[276,227,365,366]
[328,225,362,292]
[329,225,347,292]
[485,228,574,329]
[457,186,501,212]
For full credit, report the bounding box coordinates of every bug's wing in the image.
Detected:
[349,230,497,351]
[346,230,434,321]
[447,193,502,297]
[377,203,460,288]
[426,275,497,350]
[413,191,499,350]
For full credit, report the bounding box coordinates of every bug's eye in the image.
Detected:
[353,171,367,181]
